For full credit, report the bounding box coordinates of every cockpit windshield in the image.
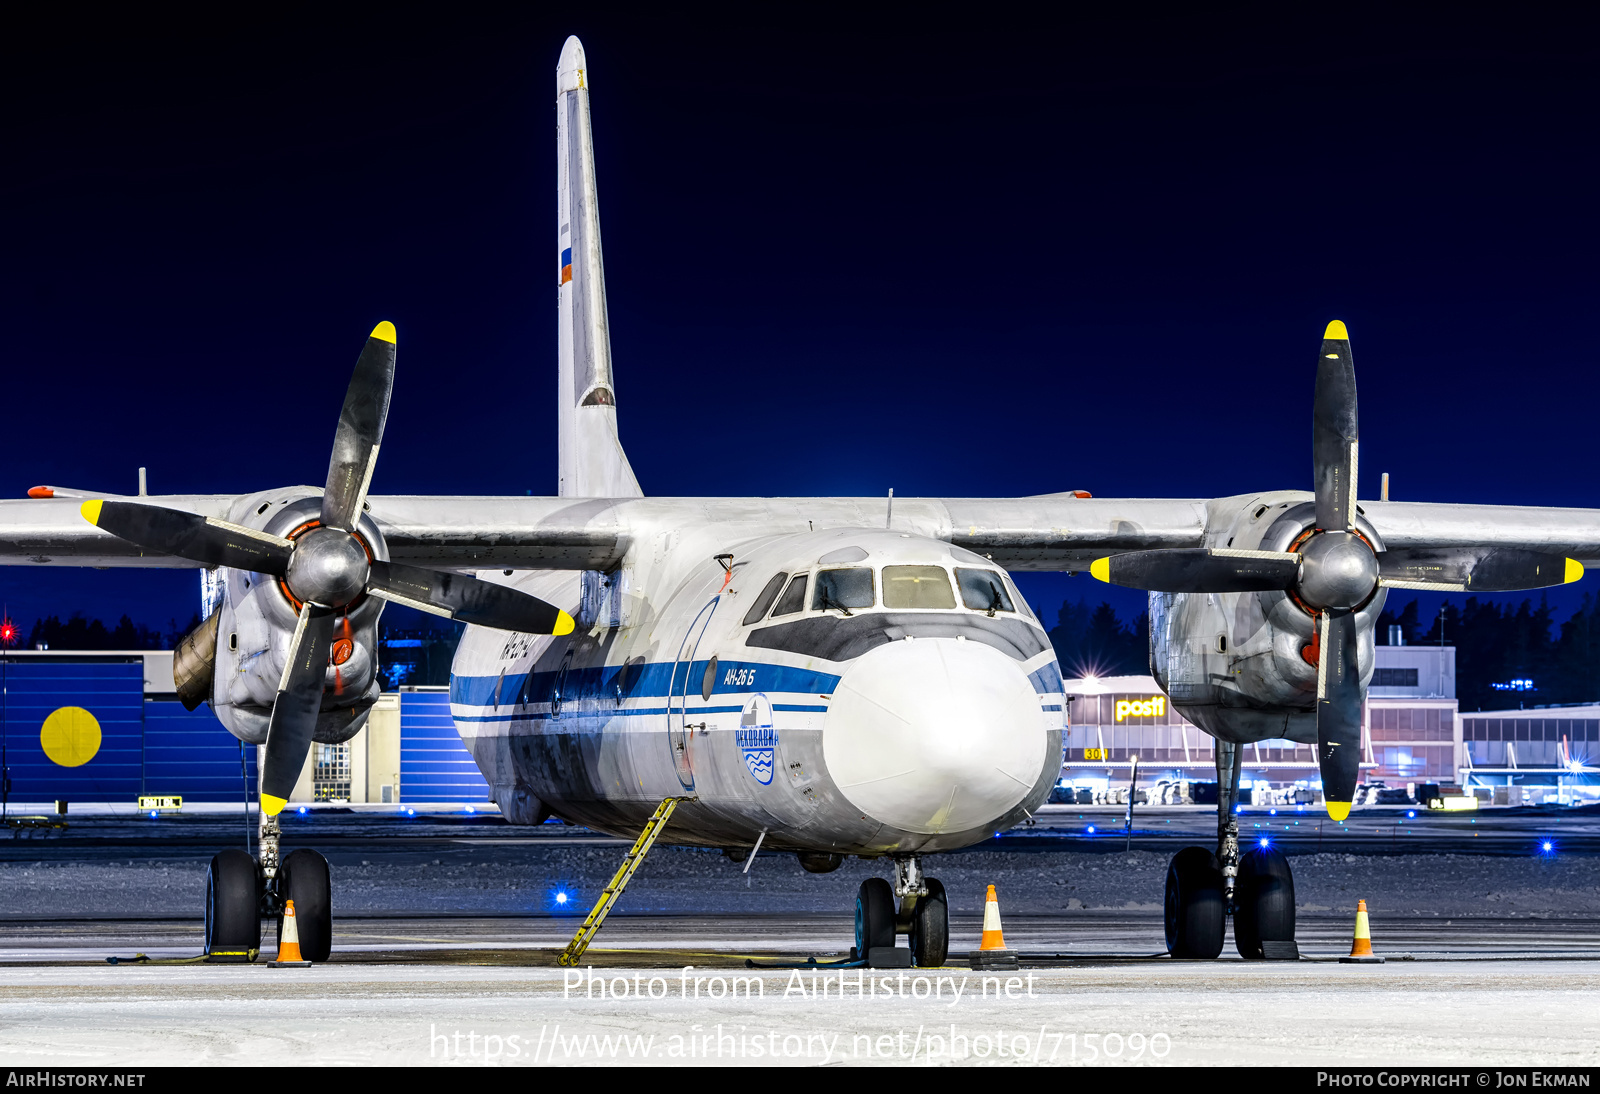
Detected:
[771,574,809,617]
[882,565,956,609]
[955,568,1015,615]
[812,568,874,614]
[742,572,789,625]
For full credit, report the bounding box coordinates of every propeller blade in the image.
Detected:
[322,321,397,532]
[366,561,576,635]
[1316,609,1363,821]
[1089,548,1300,593]
[260,603,338,814]
[1313,320,1358,533]
[81,499,292,575]
[1379,549,1583,593]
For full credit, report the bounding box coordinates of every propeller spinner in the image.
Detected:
[1089,321,1582,820]
[80,322,574,816]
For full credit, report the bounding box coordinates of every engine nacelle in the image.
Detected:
[205,490,389,746]
[1150,492,1386,744]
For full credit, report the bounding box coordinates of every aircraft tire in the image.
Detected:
[1164,847,1225,959]
[855,877,895,956]
[1234,846,1295,959]
[277,848,333,962]
[205,849,261,958]
[910,878,949,968]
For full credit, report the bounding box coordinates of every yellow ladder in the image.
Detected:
[558,796,692,967]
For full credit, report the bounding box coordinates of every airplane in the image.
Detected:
[4,34,1599,966]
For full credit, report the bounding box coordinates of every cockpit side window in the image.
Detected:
[882,565,956,609]
[771,573,809,617]
[956,568,1015,614]
[812,567,875,613]
[742,572,790,626]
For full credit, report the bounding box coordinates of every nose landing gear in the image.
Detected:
[1163,740,1298,959]
[854,856,949,967]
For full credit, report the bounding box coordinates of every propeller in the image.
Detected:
[79,322,575,816]
[1088,321,1583,821]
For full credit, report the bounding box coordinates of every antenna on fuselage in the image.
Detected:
[885,488,894,530]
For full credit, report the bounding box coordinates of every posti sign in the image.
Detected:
[1114,696,1166,722]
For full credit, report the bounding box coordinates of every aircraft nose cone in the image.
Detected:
[822,638,1048,835]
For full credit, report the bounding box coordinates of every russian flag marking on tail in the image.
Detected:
[560,247,572,286]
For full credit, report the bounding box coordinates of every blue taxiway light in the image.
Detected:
[297,806,308,815]
[556,891,569,905]
[1087,826,1096,834]
[148,811,158,818]
[1258,837,1270,848]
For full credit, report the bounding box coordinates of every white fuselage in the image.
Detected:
[450,525,1065,853]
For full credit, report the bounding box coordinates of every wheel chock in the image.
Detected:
[866,946,912,968]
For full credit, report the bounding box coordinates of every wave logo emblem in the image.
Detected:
[737,695,776,786]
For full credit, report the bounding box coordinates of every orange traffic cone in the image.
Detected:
[1339,899,1384,964]
[968,884,1019,970]
[270,898,312,967]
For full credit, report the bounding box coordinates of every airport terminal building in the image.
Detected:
[1062,644,1462,795]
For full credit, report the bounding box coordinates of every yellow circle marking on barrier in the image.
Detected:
[40,706,102,767]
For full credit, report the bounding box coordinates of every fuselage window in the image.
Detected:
[771,574,809,617]
[955,568,1015,614]
[742,572,790,625]
[882,565,956,609]
[812,567,874,614]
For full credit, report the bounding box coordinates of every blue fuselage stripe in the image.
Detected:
[450,660,842,709]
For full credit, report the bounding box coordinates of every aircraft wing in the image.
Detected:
[0,495,237,568]
[5,492,1598,575]
[1358,501,1600,562]
[938,497,1600,571]
[0,493,630,571]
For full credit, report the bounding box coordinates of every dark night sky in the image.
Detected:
[2,8,1598,636]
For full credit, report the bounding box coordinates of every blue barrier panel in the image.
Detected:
[143,700,258,803]
[0,658,143,802]
[400,690,488,802]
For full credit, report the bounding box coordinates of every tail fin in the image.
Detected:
[556,36,642,498]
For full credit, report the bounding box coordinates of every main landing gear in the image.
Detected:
[204,811,332,963]
[855,856,948,968]
[1164,740,1298,960]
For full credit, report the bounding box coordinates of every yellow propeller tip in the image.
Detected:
[369,320,396,344]
[1089,557,1111,583]
[1565,558,1584,584]
[261,794,288,817]
[79,499,104,526]
[1326,801,1351,821]
[553,611,576,636]
[1323,319,1349,341]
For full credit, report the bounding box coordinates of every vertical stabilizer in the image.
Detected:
[556,36,642,498]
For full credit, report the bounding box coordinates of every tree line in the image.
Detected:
[1379,594,1600,712]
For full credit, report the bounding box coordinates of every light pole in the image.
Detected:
[0,613,15,821]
